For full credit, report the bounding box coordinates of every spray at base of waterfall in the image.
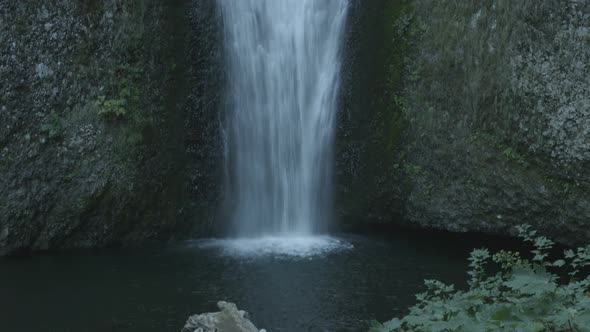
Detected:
[195,236,353,259]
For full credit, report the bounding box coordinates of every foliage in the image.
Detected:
[373,0,412,157]
[95,62,152,150]
[96,0,147,121]
[96,95,128,118]
[501,146,528,166]
[96,64,142,119]
[40,113,64,139]
[370,226,590,331]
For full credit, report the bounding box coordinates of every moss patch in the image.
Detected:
[336,0,414,226]
[365,0,412,162]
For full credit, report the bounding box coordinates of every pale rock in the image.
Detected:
[181,301,264,332]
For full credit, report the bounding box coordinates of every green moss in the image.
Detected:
[97,64,143,119]
[374,0,413,157]
[40,113,65,140]
[336,0,415,224]
[499,145,528,167]
[542,175,584,197]
[96,1,152,153]
[404,0,560,145]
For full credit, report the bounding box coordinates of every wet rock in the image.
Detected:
[337,0,590,244]
[35,63,53,79]
[0,0,221,254]
[181,301,265,332]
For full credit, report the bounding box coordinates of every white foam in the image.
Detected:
[219,0,349,235]
[195,235,353,259]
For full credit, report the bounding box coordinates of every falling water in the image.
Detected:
[218,0,349,237]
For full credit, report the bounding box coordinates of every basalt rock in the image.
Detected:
[0,0,222,254]
[182,301,266,332]
[337,0,590,244]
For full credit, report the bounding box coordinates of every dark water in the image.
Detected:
[0,231,502,332]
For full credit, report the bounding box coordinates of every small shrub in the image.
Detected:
[40,113,64,139]
[500,145,528,166]
[371,225,590,331]
[96,64,142,119]
[96,95,128,118]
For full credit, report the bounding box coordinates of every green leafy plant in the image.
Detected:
[96,95,128,118]
[499,145,528,166]
[371,225,590,331]
[96,64,142,119]
[40,113,65,139]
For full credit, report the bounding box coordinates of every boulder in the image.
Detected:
[181,301,266,332]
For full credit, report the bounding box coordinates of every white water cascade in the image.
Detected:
[218,0,349,239]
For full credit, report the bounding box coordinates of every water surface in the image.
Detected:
[0,231,491,332]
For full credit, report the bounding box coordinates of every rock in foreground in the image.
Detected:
[182,301,265,332]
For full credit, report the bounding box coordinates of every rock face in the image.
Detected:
[0,0,223,254]
[183,0,224,237]
[337,0,406,227]
[337,0,590,244]
[182,301,265,332]
[1,0,587,254]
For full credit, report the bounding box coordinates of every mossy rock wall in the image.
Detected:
[0,0,222,254]
[2,0,588,252]
[336,0,411,227]
[338,0,590,244]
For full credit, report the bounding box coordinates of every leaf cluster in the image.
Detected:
[96,64,142,119]
[40,113,65,140]
[371,225,590,331]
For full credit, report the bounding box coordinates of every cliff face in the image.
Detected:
[0,0,222,254]
[1,0,587,254]
[337,0,408,227]
[338,0,590,244]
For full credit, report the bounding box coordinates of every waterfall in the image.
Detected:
[218,0,349,237]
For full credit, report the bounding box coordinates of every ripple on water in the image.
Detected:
[193,236,354,259]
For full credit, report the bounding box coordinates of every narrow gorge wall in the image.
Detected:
[2,0,587,254]
[0,0,222,254]
[337,0,408,227]
[338,0,590,244]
